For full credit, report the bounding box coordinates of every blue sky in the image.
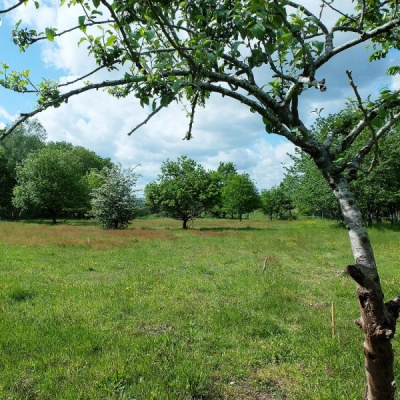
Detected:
[0,1,398,193]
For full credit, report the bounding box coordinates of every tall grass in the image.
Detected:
[0,217,399,399]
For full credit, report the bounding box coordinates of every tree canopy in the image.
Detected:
[222,173,259,220]
[145,156,219,228]
[13,146,89,223]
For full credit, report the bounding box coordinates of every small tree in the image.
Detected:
[90,164,139,229]
[260,183,294,220]
[13,147,88,223]
[260,187,281,220]
[222,173,259,220]
[145,156,219,229]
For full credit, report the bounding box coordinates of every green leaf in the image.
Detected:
[45,28,55,42]
[77,37,87,46]
[92,0,100,7]
[249,23,265,40]
[262,116,273,133]
[78,16,85,28]
[160,95,172,107]
[105,35,117,47]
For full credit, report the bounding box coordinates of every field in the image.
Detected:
[1,216,400,399]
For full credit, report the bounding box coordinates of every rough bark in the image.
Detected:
[332,175,400,400]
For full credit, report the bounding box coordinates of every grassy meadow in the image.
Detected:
[1,216,400,399]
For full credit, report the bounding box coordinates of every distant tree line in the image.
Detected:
[261,119,400,227]
[0,120,138,228]
[3,120,399,229]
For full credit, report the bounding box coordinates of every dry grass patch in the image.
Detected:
[0,221,178,248]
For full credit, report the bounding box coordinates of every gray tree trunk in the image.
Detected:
[332,175,400,400]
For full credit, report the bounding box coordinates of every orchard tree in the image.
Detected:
[90,164,138,229]
[1,1,400,397]
[222,173,259,220]
[13,147,89,223]
[145,156,219,228]
[260,184,294,220]
[209,161,238,218]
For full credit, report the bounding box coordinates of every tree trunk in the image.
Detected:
[332,175,400,400]
[50,210,57,225]
[182,218,188,229]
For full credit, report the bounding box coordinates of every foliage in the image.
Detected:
[284,122,400,225]
[222,173,259,220]
[283,148,340,219]
[0,119,46,218]
[209,161,238,218]
[260,183,295,220]
[145,156,219,228]
[47,141,113,175]
[90,164,139,229]
[12,147,89,223]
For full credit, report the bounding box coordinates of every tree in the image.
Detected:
[144,156,219,229]
[0,119,46,218]
[260,183,294,220]
[222,173,259,220]
[209,161,238,218]
[13,147,89,223]
[90,164,138,229]
[260,187,280,220]
[1,1,400,397]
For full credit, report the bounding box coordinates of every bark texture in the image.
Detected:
[332,176,400,400]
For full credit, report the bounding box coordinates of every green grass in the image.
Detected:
[0,217,400,399]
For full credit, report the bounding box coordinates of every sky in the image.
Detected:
[0,0,398,193]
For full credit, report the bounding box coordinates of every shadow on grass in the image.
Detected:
[19,219,95,227]
[8,288,36,302]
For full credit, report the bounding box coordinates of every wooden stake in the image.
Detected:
[331,302,335,337]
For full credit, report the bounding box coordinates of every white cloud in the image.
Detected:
[0,106,16,127]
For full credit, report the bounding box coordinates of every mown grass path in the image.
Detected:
[1,217,399,399]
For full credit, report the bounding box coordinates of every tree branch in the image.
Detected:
[22,20,114,45]
[315,18,400,69]
[0,0,24,14]
[127,105,164,136]
[346,70,379,172]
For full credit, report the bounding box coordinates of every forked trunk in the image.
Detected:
[332,176,400,400]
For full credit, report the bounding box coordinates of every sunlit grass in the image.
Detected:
[0,217,399,398]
